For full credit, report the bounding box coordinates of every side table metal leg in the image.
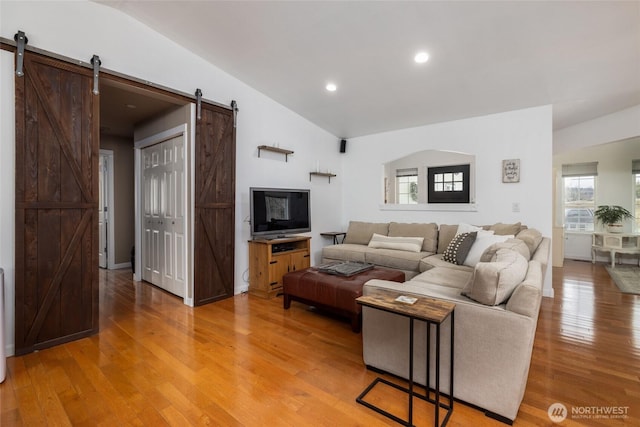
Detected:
[435,323,440,427]
[409,318,414,426]
[426,318,431,401]
[450,312,455,414]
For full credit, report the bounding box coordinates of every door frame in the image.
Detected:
[134,123,192,306]
[99,149,116,269]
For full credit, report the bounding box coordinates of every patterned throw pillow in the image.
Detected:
[442,232,477,265]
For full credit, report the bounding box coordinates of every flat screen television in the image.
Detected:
[250,187,311,238]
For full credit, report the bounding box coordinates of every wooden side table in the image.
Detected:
[356,289,455,427]
[320,231,346,245]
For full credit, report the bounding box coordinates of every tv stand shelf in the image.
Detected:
[248,236,311,298]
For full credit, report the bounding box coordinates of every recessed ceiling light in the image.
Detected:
[326,83,337,92]
[414,52,429,64]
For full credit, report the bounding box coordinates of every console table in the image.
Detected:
[591,232,640,268]
[356,289,455,427]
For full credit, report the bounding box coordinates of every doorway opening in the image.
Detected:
[99,79,188,296]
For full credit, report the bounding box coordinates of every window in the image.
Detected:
[562,162,597,232]
[634,174,640,232]
[427,164,470,203]
[396,168,418,204]
[634,160,640,232]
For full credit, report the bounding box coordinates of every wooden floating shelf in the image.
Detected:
[309,172,337,183]
[257,145,294,162]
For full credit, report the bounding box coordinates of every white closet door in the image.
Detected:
[141,135,185,297]
[161,136,185,297]
[142,143,163,286]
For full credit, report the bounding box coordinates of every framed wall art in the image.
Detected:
[502,159,520,183]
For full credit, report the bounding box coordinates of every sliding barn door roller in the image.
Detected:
[14,30,28,77]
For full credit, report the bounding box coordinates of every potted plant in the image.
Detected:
[594,205,633,233]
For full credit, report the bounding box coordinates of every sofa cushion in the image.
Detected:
[322,244,369,263]
[368,233,424,253]
[489,222,523,236]
[516,228,543,255]
[419,254,474,272]
[437,224,459,254]
[388,222,438,253]
[412,267,473,290]
[462,249,529,305]
[480,238,531,262]
[365,248,432,272]
[463,234,513,267]
[442,232,477,265]
[343,221,389,245]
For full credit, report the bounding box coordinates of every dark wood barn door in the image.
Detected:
[15,52,99,355]
[194,103,235,305]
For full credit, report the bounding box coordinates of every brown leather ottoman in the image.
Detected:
[283,267,405,332]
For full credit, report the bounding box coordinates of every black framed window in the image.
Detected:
[428,164,470,203]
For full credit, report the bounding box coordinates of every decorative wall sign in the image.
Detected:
[502,159,520,183]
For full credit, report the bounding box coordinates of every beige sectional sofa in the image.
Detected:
[321,221,550,423]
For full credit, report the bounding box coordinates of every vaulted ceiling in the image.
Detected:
[100,1,640,138]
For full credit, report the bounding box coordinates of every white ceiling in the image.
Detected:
[100,1,640,139]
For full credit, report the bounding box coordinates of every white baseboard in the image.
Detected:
[110,262,132,270]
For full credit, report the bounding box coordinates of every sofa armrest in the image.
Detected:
[531,237,550,275]
[506,260,542,318]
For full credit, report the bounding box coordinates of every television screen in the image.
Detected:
[250,187,311,238]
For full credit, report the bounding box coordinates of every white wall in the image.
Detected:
[0,51,16,357]
[342,106,553,229]
[341,105,554,295]
[554,105,640,154]
[1,1,343,354]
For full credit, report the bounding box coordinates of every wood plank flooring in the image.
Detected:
[1,260,639,426]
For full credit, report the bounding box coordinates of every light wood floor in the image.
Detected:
[1,260,639,426]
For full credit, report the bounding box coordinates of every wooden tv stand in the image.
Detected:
[248,236,311,298]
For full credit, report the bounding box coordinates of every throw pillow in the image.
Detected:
[442,232,477,265]
[480,238,531,262]
[456,222,483,234]
[388,222,439,253]
[368,233,425,253]
[462,248,529,306]
[463,234,513,267]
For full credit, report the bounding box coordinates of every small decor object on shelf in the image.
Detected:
[502,159,520,183]
[594,205,633,233]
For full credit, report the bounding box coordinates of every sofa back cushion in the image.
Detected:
[515,228,543,255]
[437,224,459,254]
[343,221,389,245]
[488,222,524,235]
[388,222,438,253]
[462,248,529,305]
